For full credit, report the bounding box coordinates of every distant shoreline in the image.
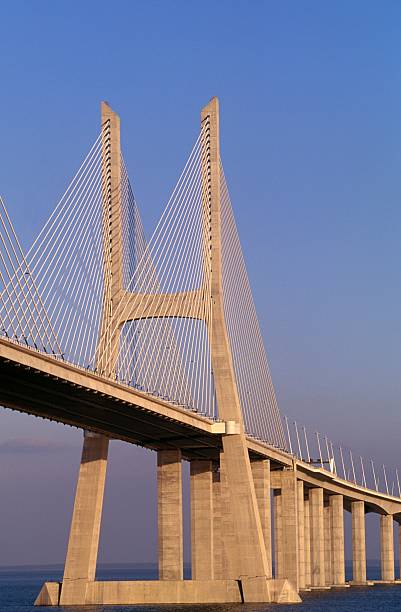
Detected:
[0,560,387,570]
[0,562,190,570]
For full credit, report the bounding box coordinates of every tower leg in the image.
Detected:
[221,436,269,577]
[157,449,183,580]
[219,449,242,580]
[190,460,213,579]
[60,432,109,605]
[251,459,272,578]
[220,435,272,601]
[201,96,271,601]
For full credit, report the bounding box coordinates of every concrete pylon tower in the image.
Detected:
[97,101,124,373]
[200,97,271,598]
[36,99,300,607]
[59,102,123,605]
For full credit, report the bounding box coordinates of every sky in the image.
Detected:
[0,0,400,566]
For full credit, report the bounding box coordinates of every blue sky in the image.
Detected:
[0,1,400,565]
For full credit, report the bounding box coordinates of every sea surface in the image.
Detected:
[1,563,401,611]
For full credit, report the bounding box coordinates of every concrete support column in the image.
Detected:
[219,452,238,579]
[297,481,305,589]
[60,432,109,605]
[380,514,395,581]
[304,497,311,586]
[157,449,183,580]
[220,436,271,594]
[398,523,401,580]
[351,500,366,584]
[324,502,332,585]
[309,487,325,587]
[280,470,299,590]
[251,459,272,578]
[273,490,283,578]
[212,469,223,579]
[330,494,345,585]
[190,460,213,580]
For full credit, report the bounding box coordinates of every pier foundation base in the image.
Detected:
[35,578,301,606]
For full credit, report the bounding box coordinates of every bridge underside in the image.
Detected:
[1,345,400,516]
[0,355,223,461]
[0,338,289,470]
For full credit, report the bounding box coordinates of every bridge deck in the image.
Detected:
[1,337,401,516]
[0,338,224,461]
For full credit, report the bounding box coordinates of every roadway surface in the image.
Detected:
[1,336,400,518]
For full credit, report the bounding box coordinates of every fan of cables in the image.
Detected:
[94,128,216,418]
[3,115,287,445]
[16,129,151,370]
[220,164,286,449]
[0,195,61,354]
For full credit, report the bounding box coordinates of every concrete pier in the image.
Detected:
[190,460,214,579]
[399,523,401,580]
[297,481,305,589]
[251,459,272,577]
[309,487,325,587]
[219,452,239,580]
[157,449,183,580]
[380,514,395,581]
[212,469,223,579]
[324,502,332,585]
[274,489,283,578]
[330,495,345,585]
[304,496,311,587]
[351,501,366,584]
[60,432,109,605]
[280,470,299,590]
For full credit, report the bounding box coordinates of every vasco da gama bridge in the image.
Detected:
[0,99,400,606]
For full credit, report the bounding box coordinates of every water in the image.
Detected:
[1,564,401,611]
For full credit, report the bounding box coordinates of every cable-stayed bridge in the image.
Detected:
[0,99,399,606]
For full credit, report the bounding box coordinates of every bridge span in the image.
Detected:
[2,331,401,606]
[0,99,399,606]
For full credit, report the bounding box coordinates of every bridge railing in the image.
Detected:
[284,415,401,498]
